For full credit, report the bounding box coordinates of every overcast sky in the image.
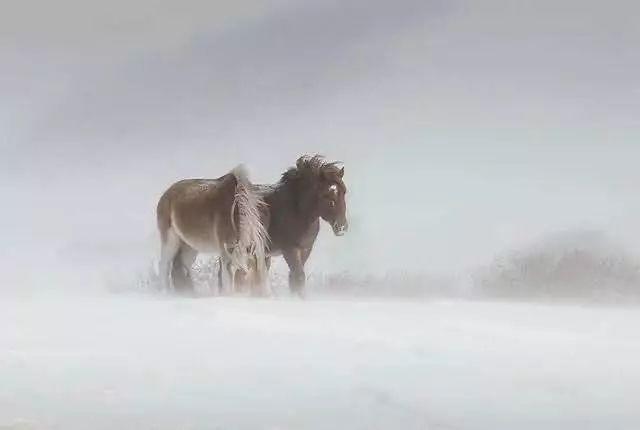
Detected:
[1,0,639,289]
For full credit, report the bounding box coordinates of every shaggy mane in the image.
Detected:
[279,154,341,185]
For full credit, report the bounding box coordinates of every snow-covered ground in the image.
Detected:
[2,295,639,430]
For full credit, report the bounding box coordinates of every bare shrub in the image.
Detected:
[308,270,457,298]
[474,230,640,302]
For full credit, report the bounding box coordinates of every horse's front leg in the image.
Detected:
[283,248,306,297]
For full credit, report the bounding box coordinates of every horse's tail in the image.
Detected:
[230,165,269,277]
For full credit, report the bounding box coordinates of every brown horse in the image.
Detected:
[223,155,348,296]
[156,165,269,295]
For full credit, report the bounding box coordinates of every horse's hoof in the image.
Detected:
[175,290,196,299]
[292,289,306,300]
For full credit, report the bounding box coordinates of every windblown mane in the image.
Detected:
[279,154,341,185]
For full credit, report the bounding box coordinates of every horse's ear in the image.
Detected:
[338,167,344,178]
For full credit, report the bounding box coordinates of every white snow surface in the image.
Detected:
[1,295,639,430]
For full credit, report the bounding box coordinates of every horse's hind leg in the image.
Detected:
[219,254,236,296]
[159,227,181,291]
[248,256,271,297]
[172,244,197,296]
[235,269,250,295]
[216,257,224,294]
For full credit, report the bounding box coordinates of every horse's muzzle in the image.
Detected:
[332,221,348,236]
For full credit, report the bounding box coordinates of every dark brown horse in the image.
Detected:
[223,155,348,296]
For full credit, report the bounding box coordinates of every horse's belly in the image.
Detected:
[172,219,221,253]
[182,236,220,253]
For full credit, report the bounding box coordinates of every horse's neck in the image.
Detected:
[268,182,319,231]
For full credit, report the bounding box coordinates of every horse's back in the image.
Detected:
[156,175,237,248]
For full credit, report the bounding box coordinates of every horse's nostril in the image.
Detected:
[333,222,347,235]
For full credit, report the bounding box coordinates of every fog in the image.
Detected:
[2,0,640,428]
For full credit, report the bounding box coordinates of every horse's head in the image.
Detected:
[317,165,348,236]
[290,156,347,236]
[284,155,349,236]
